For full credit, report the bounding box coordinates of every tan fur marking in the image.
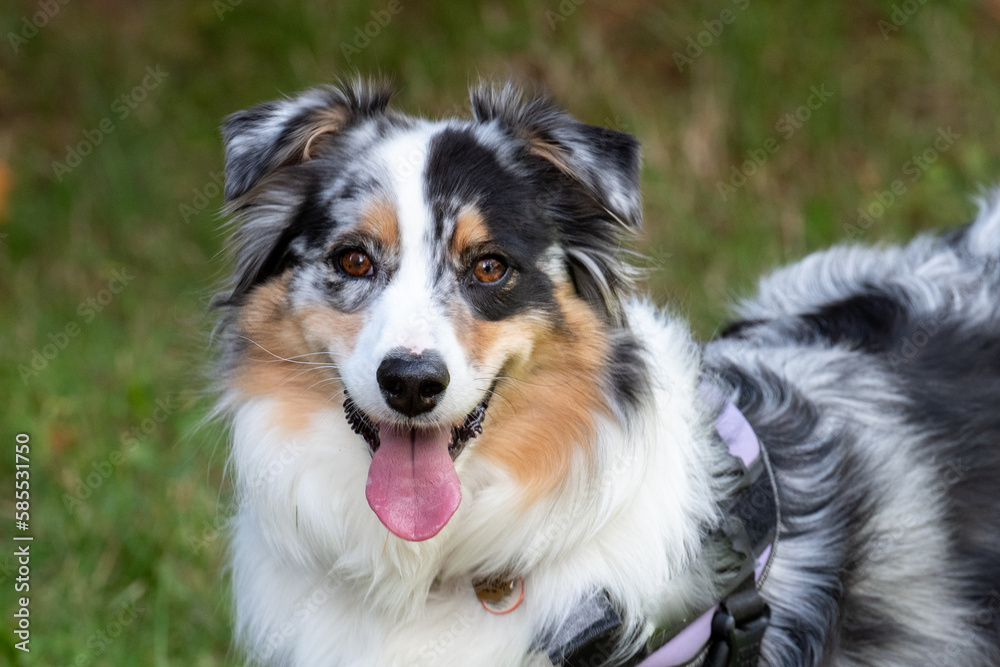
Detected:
[450,299,536,370]
[473,284,610,501]
[527,137,575,177]
[301,106,351,160]
[298,304,366,362]
[233,274,349,434]
[357,199,400,250]
[450,207,491,256]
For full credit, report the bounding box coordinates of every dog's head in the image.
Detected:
[219,79,643,542]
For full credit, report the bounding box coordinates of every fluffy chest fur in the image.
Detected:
[226,301,724,667]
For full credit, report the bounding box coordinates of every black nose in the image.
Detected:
[376,350,450,417]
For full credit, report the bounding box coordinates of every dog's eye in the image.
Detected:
[473,256,507,284]
[338,250,374,278]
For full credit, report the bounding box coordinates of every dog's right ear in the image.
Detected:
[222,80,394,201]
[470,82,642,324]
[217,80,393,306]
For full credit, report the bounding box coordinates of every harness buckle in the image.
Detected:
[704,588,770,667]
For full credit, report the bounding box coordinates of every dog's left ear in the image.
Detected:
[471,82,642,323]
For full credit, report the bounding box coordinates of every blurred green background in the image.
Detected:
[2,0,999,664]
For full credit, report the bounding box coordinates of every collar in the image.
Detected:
[534,382,781,667]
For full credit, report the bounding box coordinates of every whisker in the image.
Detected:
[237,335,337,366]
[473,379,516,413]
[280,351,338,362]
[273,364,340,389]
[306,376,347,394]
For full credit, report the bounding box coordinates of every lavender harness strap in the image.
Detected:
[637,399,776,667]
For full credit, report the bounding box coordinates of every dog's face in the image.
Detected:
[220,81,642,542]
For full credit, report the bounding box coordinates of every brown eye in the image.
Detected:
[473,256,507,284]
[339,250,374,277]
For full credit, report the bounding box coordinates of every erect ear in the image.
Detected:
[470,82,642,229]
[216,80,393,307]
[470,82,642,323]
[222,79,394,201]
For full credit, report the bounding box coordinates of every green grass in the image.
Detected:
[2,0,999,664]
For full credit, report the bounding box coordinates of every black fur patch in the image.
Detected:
[798,291,906,353]
[718,318,767,340]
[720,291,909,355]
[425,127,558,322]
[605,332,650,412]
[226,173,334,305]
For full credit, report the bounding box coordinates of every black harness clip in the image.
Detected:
[704,588,770,667]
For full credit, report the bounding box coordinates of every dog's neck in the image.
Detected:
[324,303,730,630]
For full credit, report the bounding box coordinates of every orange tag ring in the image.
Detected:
[476,576,524,615]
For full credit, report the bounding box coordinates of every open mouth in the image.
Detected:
[343,389,492,461]
[342,384,494,542]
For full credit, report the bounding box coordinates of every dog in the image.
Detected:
[213,78,1000,666]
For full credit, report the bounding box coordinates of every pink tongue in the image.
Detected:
[365,424,461,541]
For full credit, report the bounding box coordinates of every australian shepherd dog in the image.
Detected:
[212,79,1000,666]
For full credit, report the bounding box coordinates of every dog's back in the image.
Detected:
[705,196,1000,666]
